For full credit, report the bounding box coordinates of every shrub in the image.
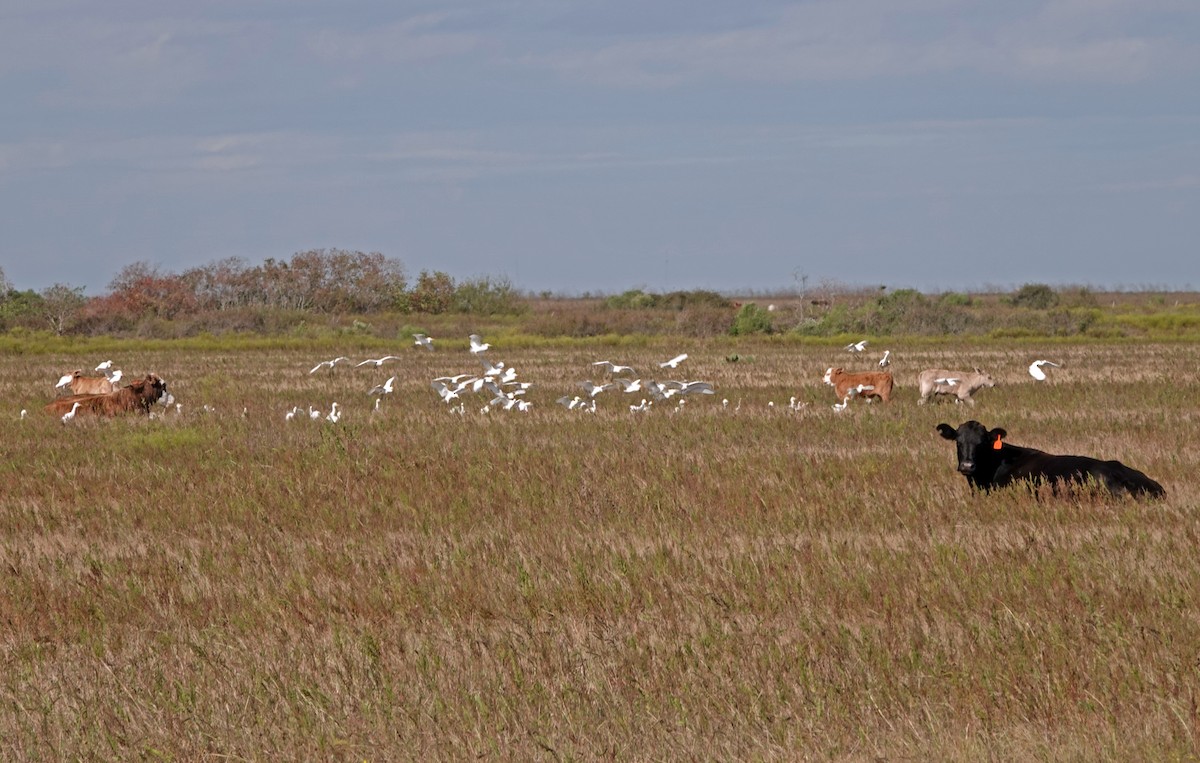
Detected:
[1009,283,1059,309]
[729,303,775,335]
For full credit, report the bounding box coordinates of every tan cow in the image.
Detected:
[68,372,116,396]
[823,367,894,403]
[918,368,996,406]
[44,374,168,418]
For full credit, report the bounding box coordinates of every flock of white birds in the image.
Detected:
[38,334,1062,424]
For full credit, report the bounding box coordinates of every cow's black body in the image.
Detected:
[936,421,1165,498]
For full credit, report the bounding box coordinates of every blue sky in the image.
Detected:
[2,0,1198,295]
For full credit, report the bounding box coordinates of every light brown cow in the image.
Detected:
[918,368,996,406]
[44,374,168,418]
[68,372,116,396]
[823,367,894,403]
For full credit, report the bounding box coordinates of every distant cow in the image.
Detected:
[918,368,996,406]
[44,374,168,418]
[823,367,894,403]
[936,420,1165,498]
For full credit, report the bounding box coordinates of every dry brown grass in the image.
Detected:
[1,340,1198,760]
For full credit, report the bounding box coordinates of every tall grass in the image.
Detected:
[0,340,1197,759]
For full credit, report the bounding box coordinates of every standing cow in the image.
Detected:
[918,368,996,406]
[823,367,894,403]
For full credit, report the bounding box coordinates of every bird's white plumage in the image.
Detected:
[659,353,688,369]
[469,334,491,354]
[413,333,434,351]
[1028,359,1060,381]
[61,401,82,423]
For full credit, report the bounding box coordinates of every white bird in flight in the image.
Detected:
[309,357,349,374]
[878,350,891,368]
[105,368,123,385]
[659,353,688,369]
[578,380,616,398]
[845,340,868,353]
[592,360,636,376]
[95,360,113,372]
[1028,359,1060,381]
[413,333,434,351]
[469,334,491,354]
[356,356,400,368]
[614,378,643,393]
[61,401,82,424]
[368,376,396,396]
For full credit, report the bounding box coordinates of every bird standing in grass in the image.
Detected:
[61,401,82,424]
[879,350,891,368]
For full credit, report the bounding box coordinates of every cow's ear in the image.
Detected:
[936,423,958,440]
[989,427,1007,441]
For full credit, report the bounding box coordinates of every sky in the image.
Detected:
[1,0,1198,296]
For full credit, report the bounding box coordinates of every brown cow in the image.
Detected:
[44,374,168,418]
[823,367,894,403]
[68,372,116,396]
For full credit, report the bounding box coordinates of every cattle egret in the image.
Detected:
[105,368,123,385]
[934,377,960,387]
[659,353,688,369]
[1028,360,1060,381]
[326,402,342,422]
[832,395,852,412]
[55,372,77,390]
[413,333,434,351]
[357,355,400,368]
[592,360,636,376]
[309,406,321,420]
[61,401,82,424]
[879,350,891,368]
[285,406,298,421]
[368,376,396,396]
[845,340,868,353]
[614,377,643,393]
[373,398,382,413]
[469,334,491,354]
[20,409,28,420]
[431,380,462,403]
[630,399,650,412]
[678,380,715,395]
[578,380,615,398]
[722,398,729,409]
[95,360,113,372]
[309,357,349,374]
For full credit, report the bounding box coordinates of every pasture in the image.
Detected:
[1,339,1198,759]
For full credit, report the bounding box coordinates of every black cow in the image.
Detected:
[936,420,1165,498]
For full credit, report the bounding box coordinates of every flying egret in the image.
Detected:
[845,340,868,353]
[614,377,643,393]
[468,334,491,354]
[578,380,616,398]
[432,380,462,403]
[95,360,113,372]
[413,333,434,351]
[678,380,715,395]
[659,353,688,369]
[368,376,396,396]
[61,401,82,424]
[356,356,400,368]
[934,377,960,387]
[592,360,636,376]
[879,350,891,368]
[309,357,349,374]
[1028,360,1060,381]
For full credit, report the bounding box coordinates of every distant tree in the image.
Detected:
[729,303,774,335]
[39,284,87,334]
[107,261,197,319]
[407,270,456,314]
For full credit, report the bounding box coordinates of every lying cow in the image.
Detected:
[936,420,1165,498]
[823,367,894,403]
[918,368,995,406]
[44,374,168,418]
[68,372,116,396]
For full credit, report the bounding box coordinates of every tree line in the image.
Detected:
[0,250,524,335]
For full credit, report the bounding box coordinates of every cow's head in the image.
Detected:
[972,369,997,389]
[823,367,839,385]
[937,420,1006,477]
[129,374,168,404]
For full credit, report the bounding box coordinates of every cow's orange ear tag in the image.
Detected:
[993,435,1003,450]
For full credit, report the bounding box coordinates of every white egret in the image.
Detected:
[356,356,400,368]
[614,378,643,393]
[578,380,615,398]
[55,371,77,390]
[592,360,636,376]
[309,357,349,374]
[368,376,396,396]
[105,368,123,385]
[630,399,651,412]
[285,406,298,421]
[659,353,688,369]
[468,334,491,354]
[413,333,434,351]
[20,409,28,420]
[326,402,342,422]
[1028,360,1060,381]
[845,340,868,353]
[61,401,82,423]
[95,360,113,371]
[879,350,891,368]
[832,395,852,412]
[309,406,321,420]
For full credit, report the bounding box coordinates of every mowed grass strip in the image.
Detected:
[0,340,1197,759]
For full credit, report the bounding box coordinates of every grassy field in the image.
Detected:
[1,338,1198,759]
